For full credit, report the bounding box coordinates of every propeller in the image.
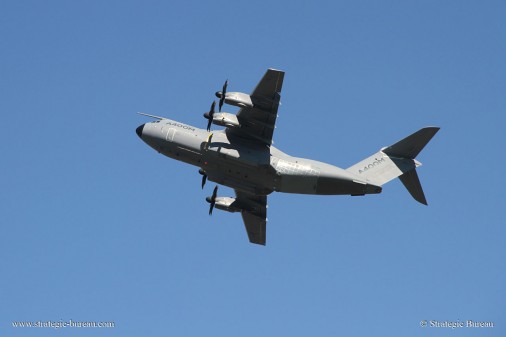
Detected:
[199,169,207,189]
[206,185,218,215]
[215,79,228,112]
[203,101,216,132]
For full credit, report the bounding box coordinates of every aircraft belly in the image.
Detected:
[273,158,319,194]
[205,162,275,195]
[315,170,382,195]
[273,157,381,195]
[160,144,202,166]
[203,149,275,195]
[280,174,318,194]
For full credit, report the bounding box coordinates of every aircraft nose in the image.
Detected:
[136,124,145,138]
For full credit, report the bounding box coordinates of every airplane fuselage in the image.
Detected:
[135,68,438,245]
[136,118,382,197]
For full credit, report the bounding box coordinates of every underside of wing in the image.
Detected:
[235,190,267,245]
[227,69,284,146]
[242,212,267,245]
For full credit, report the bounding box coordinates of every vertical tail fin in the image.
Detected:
[346,127,440,205]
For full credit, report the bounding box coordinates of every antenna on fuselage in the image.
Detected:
[137,112,166,120]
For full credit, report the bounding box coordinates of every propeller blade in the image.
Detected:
[203,101,216,132]
[206,185,218,215]
[199,168,208,189]
[222,79,228,95]
[199,168,207,189]
[218,79,228,112]
[201,174,207,189]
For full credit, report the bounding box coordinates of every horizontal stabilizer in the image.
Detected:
[382,127,439,159]
[399,168,427,205]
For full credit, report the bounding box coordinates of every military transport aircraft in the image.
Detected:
[136,69,439,245]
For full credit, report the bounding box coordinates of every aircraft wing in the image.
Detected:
[235,190,267,245]
[228,69,284,146]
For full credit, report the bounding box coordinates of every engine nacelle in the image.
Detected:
[206,194,262,214]
[216,92,254,109]
[212,112,240,128]
[213,197,242,213]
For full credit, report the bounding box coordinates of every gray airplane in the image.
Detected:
[136,69,439,245]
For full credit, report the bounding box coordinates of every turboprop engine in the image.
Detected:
[203,102,241,131]
[206,196,242,213]
[205,185,260,215]
[211,112,240,128]
[215,91,254,109]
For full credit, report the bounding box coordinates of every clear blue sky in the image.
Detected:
[1,1,505,336]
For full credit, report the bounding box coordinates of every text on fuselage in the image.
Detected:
[165,121,195,132]
[358,157,386,174]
